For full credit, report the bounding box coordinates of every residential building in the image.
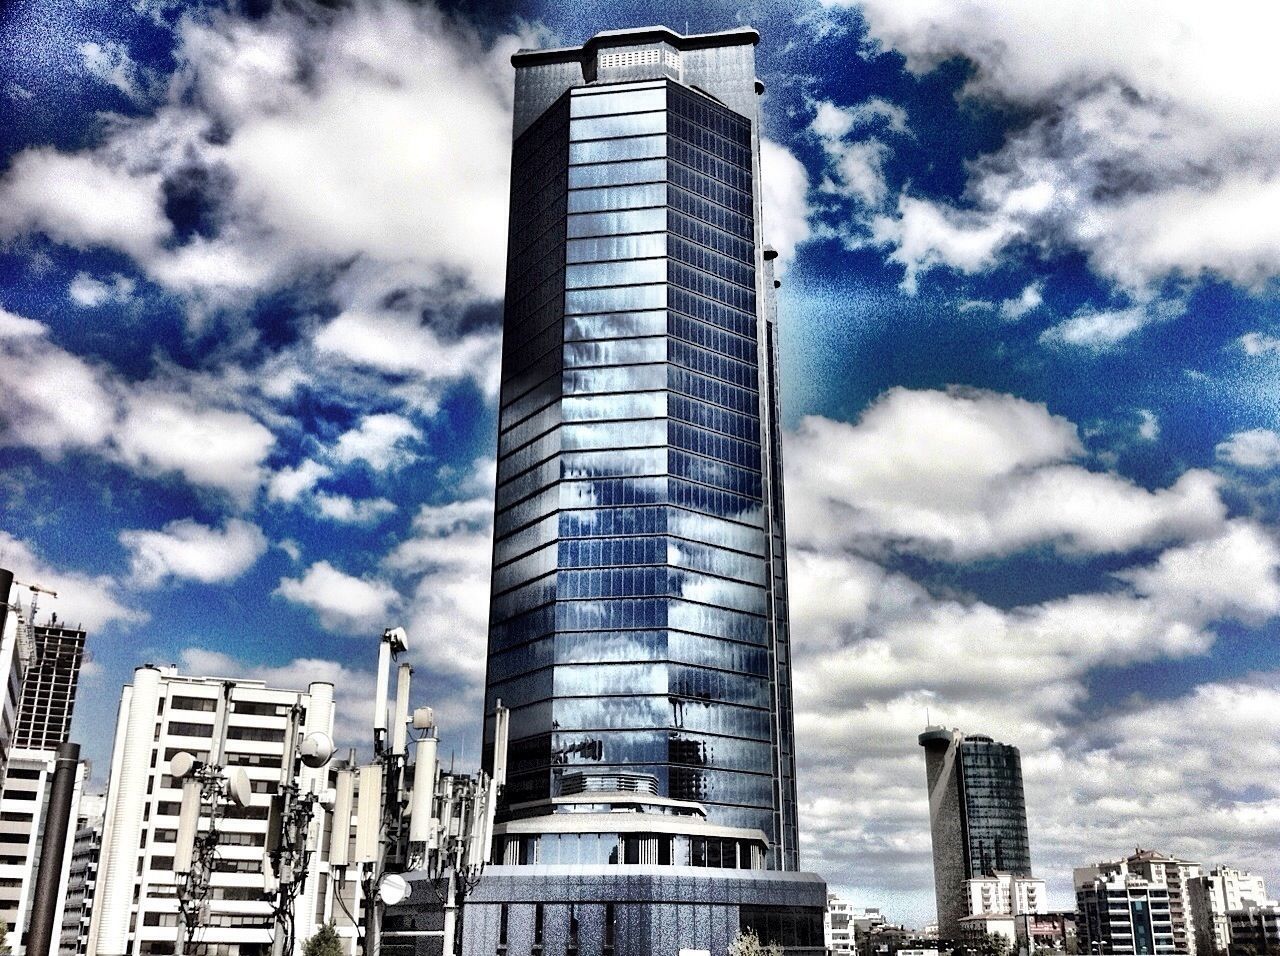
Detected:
[1226,902,1280,955]
[919,727,1034,938]
[0,570,35,778]
[1076,865,1177,956]
[965,872,1047,920]
[1018,911,1077,953]
[1126,849,1202,956]
[858,925,941,956]
[1189,868,1269,956]
[58,793,105,956]
[460,23,827,955]
[0,748,85,954]
[87,666,336,956]
[827,896,885,955]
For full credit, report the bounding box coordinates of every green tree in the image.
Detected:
[302,921,344,956]
[0,921,11,956]
[977,933,1013,956]
[729,929,783,956]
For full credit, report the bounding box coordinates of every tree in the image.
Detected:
[302,921,344,956]
[729,929,783,956]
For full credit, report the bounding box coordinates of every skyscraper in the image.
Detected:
[919,727,1034,939]
[467,24,825,955]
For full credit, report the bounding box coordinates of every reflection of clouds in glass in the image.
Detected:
[564,363,667,395]
[563,391,666,421]
[562,419,665,451]
[554,662,667,696]
[563,448,665,479]
[564,337,666,367]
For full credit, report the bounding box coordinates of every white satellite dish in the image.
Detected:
[378,873,411,906]
[299,731,335,769]
[412,707,435,730]
[169,751,196,779]
[224,767,253,808]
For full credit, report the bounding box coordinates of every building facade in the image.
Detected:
[59,793,105,956]
[1076,866,1177,956]
[918,728,1033,938]
[15,623,86,752]
[0,570,35,778]
[1226,902,1280,955]
[468,24,825,956]
[1087,850,1202,956]
[825,897,885,956]
[1188,868,1269,956]
[87,666,336,956]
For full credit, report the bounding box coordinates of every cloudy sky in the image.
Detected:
[2,0,1279,926]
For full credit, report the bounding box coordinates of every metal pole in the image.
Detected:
[26,742,79,956]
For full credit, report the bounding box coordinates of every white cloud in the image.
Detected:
[78,40,150,102]
[1240,332,1280,357]
[810,98,911,213]
[275,561,398,632]
[313,493,397,525]
[68,272,136,308]
[1216,429,1280,469]
[1137,409,1160,442]
[824,0,1280,295]
[267,460,331,504]
[0,530,144,631]
[331,413,420,471]
[785,387,1225,559]
[760,139,813,268]
[999,282,1042,321]
[120,517,267,588]
[1039,300,1185,351]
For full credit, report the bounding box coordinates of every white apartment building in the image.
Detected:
[965,872,1047,919]
[87,665,337,956]
[1126,849,1202,956]
[1188,867,1269,956]
[59,792,105,956]
[825,895,885,954]
[1076,865,1178,956]
[0,747,84,953]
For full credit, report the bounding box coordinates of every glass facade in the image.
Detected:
[485,75,799,869]
[959,735,1032,877]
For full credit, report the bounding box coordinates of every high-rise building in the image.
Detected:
[466,24,825,955]
[1076,866,1177,956]
[59,793,105,956]
[1125,849,1202,956]
[918,727,1033,938]
[87,666,336,956]
[15,622,86,751]
[1188,867,1269,956]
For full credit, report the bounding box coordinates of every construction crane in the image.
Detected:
[10,580,57,659]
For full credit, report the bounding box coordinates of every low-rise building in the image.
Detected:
[827,896,885,955]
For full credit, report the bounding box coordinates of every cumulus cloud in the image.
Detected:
[0,530,144,631]
[267,460,332,504]
[69,272,137,308]
[810,97,910,214]
[120,517,268,588]
[825,0,1280,296]
[331,413,420,471]
[0,310,276,499]
[1216,429,1280,470]
[78,40,151,102]
[313,492,397,525]
[1240,332,1280,357]
[275,561,398,632]
[999,282,1042,321]
[785,387,1225,559]
[760,139,813,267]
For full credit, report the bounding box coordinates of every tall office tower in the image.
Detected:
[1188,867,1269,956]
[15,622,86,750]
[1076,866,1178,956]
[470,25,825,955]
[88,666,336,956]
[919,727,1034,939]
[59,793,106,956]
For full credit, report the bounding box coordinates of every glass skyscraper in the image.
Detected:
[919,727,1035,938]
[465,25,825,956]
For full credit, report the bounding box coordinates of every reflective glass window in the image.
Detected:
[565,258,666,289]
[569,135,667,165]
[568,183,667,214]
[565,285,666,315]
[565,311,667,341]
[567,208,665,239]
[571,112,666,140]
[569,87,667,118]
[567,234,666,264]
[568,159,667,189]
[563,338,666,368]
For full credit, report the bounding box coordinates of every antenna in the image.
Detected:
[392,663,411,757]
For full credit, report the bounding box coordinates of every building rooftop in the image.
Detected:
[512,24,760,66]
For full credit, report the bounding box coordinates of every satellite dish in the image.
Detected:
[319,787,337,808]
[170,752,196,779]
[412,707,435,730]
[378,873,411,906]
[299,732,335,769]
[224,767,253,808]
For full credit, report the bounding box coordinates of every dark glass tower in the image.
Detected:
[484,27,797,869]
[465,25,825,956]
[919,727,1034,937]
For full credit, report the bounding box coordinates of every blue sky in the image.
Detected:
[2,0,1279,926]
